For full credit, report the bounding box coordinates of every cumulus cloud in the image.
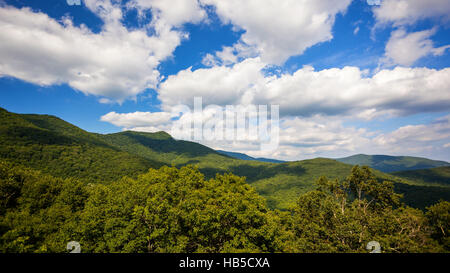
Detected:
[383,28,450,66]
[200,0,352,65]
[202,42,259,67]
[127,0,206,27]
[100,111,173,128]
[100,109,450,161]
[373,0,450,26]
[100,106,367,160]
[0,1,198,102]
[373,115,450,156]
[154,61,450,160]
[101,59,450,160]
[373,0,450,67]
[159,58,267,109]
[157,59,450,119]
[193,115,371,160]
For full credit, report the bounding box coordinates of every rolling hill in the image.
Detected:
[392,166,450,187]
[336,154,450,173]
[1,107,449,210]
[0,107,162,183]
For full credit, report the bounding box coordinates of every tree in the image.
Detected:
[287,166,444,253]
[347,166,402,212]
[0,161,88,253]
[77,165,283,253]
[426,201,450,250]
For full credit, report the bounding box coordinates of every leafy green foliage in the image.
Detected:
[0,163,283,253]
[426,201,450,250]
[0,108,162,183]
[392,183,450,209]
[282,166,447,253]
[1,162,448,253]
[0,161,88,252]
[78,166,283,253]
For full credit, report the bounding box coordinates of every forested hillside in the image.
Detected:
[0,108,161,183]
[0,107,449,212]
[392,167,450,187]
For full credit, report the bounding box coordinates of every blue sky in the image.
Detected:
[0,0,449,161]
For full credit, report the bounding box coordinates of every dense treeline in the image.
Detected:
[0,161,448,253]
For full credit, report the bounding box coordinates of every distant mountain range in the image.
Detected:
[216,150,286,163]
[216,150,450,174]
[1,107,449,210]
[335,154,450,173]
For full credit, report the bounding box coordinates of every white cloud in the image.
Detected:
[214,46,239,66]
[260,65,450,117]
[383,28,450,66]
[200,0,352,65]
[100,108,450,161]
[373,0,450,26]
[100,111,172,128]
[0,2,194,102]
[127,0,206,27]
[271,116,372,159]
[102,58,450,160]
[147,58,450,159]
[158,59,450,119]
[158,58,267,109]
[202,42,259,67]
[192,115,372,160]
[100,106,370,160]
[201,53,219,67]
[373,115,450,157]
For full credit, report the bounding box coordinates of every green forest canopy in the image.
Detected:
[0,162,448,253]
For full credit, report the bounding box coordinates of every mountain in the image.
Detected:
[0,108,163,183]
[216,150,286,163]
[1,107,449,210]
[392,166,450,187]
[336,154,450,173]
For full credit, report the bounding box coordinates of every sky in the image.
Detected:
[0,0,450,161]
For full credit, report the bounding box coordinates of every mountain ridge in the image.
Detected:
[336,154,450,173]
[1,106,449,210]
[216,150,287,163]
[392,166,450,187]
